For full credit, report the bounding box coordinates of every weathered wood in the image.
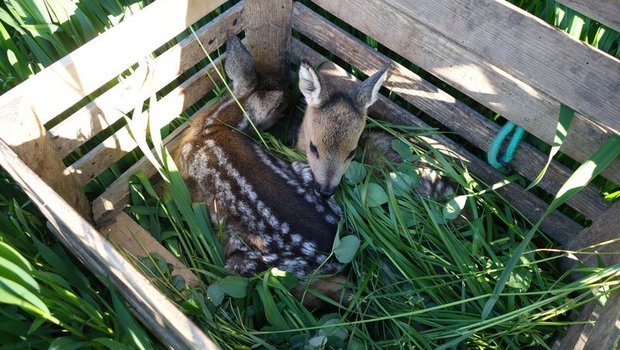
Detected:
[583,290,620,350]
[92,100,223,223]
[563,201,620,269]
[555,0,620,33]
[98,211,200,287]
[244,0,292,83]
[0,103,91,220]
[49,2,245,158]
[556,290,620,350]
[0,0,226,127]
[292,2,609,220]
[292,40,583,243]
[553,300,601,350]
[310,0,620,185]
[396,0,619,132]
[66,57,225,186]
[0,139,219,350]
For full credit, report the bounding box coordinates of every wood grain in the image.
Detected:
[564,201,620,269]
[555,0,620,32]
[583,290,620,350]
[309,0,620,184]
[0,0,226,127]
[66,57,225,186]
[0,101,91,219]
[292,39,583,243]
[0,139,218,349]
[292,2,609,220]
[244,0,292,83]
[49,2,245,158]
[98,211,200,287]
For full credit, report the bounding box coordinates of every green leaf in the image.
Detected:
[0,241,32,272]
[207,283,225,306]
[344,161,367,185]
[0,276,50,316]
[365,183,388,207]
[110,289,152,350]
[391,139,415,161]
[92,338,134,350]
[526,104,574,190]
[442,195,467,220]
[220,276,249,298]
[49,336,87,350]
[0,256,39,293]
[506,267,532,291]
[308,335,327,349]
[333,235,360,264]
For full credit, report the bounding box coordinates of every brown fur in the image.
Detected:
[176,37,347,309]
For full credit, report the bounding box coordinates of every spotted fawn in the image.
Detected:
[176,36,347,305]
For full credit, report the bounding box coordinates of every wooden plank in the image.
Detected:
[556,290,620,350]
[92,100,224,223]
[389,0,619,132]
[309,0,620,185]
[0,139,219,350]
[244,0,292,83]
[291,39,583,243]
[98,211,200,287]
[553,300,600,350]
[292,2,609,220]
[0,0,226,127]
[49,2,245,158]
[0,104,91,220]
[66,57,225,186]
[563,201,620,269]
[583,290,620,350]
[555,0,620,33]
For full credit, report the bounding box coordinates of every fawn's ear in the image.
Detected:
[249,90,284,124]
[298,61,323,107]
[225,36,257,95]
[355,63,390,110]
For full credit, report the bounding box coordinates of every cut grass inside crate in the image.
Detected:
[0,0,618,349]
[125,116,618,349]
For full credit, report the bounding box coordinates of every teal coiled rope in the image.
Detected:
[487,121,526,169]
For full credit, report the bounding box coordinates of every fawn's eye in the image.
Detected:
[347,149,356,159]
[309,142,319,157]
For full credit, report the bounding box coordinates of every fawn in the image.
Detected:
[176,36,346,305]
[296,62,455,199]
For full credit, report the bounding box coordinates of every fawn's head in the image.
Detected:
[224,36,286,129]
[297,62,389,197]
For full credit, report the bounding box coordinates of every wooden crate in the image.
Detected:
[0,0,618,348]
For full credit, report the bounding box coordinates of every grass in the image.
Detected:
[0,0,619,349]
[126,114,619,349]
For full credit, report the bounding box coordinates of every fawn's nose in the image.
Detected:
[314,182,335,199]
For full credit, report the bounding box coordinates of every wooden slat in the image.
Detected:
[92,100,224,223]
[555,0,620,33]
[66,57,226,186]
[390,0,619,132]
[309,0,620,185]
[563,201,620,269]
[583,290,620,350]
[292,2,609,220]
[0,0,226,126]
[292,39,583,243]
[49,2,245,158]
[0,105,91,219]
[244,0,292,83]
[0,139,219,350]
[98,211,200,287]
[556,290,620,350]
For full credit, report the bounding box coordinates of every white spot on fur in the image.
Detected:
[301,242,316,256]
